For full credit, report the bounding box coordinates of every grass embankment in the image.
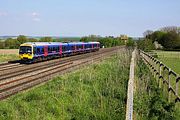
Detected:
[134,59,180,120]
[155,51,180,74]
[0,49,19,62]
[0,54,19,62]
[0,49,131,120]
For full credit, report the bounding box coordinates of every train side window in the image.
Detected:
[41,48,44,53]
[57,47,59,51]
[33,47,36,54]
[37,48,40,54]
[48,47,51,52]
[62,46,65,51]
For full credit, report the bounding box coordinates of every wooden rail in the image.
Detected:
[139,50,180,103]
[126,49,136,120]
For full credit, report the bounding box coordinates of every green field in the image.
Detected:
[0,54,19,63]
[154,51,180,74]
[0,50,131,120]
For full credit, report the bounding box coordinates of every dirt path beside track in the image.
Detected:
[0,49,19,55]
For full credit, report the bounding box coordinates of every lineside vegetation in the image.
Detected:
[134,59,180,120]
[0,49,131,120]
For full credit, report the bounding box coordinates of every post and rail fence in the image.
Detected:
[126,49,136,120]
[139,49,180,103]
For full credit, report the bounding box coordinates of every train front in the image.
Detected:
[19,43,34,63]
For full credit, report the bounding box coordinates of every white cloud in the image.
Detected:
[0,12,7,16]
[32,18,40,22]
[31,12,40,22]
[31,12,39,17]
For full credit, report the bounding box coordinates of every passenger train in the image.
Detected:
[19,42,100,63]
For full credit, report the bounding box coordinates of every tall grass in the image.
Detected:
[0,49,131,120]
[134,59,180,120]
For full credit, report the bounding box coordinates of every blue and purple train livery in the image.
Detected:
[19,42,100,63]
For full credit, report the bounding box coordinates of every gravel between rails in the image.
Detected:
[0,47,120,76]
[0,47,120,84]
[0,46,125,100]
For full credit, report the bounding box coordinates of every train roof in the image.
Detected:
[88,42,100,44]
[21,42,66,46]
[20,42,100,47]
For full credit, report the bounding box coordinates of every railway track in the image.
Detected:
[0,46,125,100]
[0,47,118,73]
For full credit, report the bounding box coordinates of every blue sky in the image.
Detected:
[0,0,180,37]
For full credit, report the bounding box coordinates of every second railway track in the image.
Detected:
[0,46,125,100]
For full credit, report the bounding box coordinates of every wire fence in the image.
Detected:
[139,49,180,103]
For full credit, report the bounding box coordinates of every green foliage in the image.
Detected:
[144,26,180,50]
[17,35,28,44]
[137,39,155,51]
[134,60,178,120]
[0,41,5,49]
[80,35,125,48]
[40,37,53,42]
[0,50,131,119]
[5,38,20,49]
[126,38,135,47]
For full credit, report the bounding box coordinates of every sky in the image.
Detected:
[0,0,180,37]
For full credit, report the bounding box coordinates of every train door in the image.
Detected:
[92,44,94,51]
[44,45,48,57]
[59,45,62,56]
[74,45,76,53]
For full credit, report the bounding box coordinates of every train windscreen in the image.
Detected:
[19,46,32,54]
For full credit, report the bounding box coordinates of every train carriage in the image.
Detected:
[19,42,100,63]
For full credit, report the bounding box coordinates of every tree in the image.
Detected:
[161,31,180,49]
[0,41,5,49]
[17,35,27,44]
[40,37,53,42]
[137,39,155,51]
[143,30,153,38]
[5,38,20,49]
[28,38,38,42]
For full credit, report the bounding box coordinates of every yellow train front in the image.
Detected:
[19,43,34,63]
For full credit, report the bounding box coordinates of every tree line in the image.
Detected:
[137,26,180,51]
[80,35,134,48]
[0,35,134,49]
[0,35,54,49]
